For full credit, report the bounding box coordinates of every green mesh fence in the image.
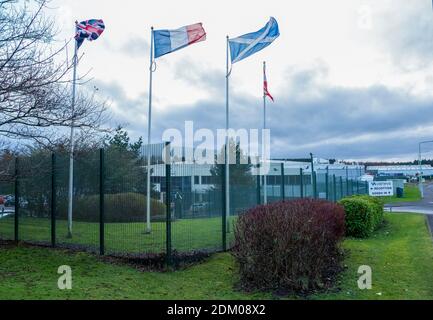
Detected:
[17,152,51,245]
[0,155,15,241]
[170,163,223,253]
[0,148,369,257]
[102,145,167,255]
[55,150,100,252]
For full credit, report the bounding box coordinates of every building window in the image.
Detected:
[202,176,211,185]
[194,176,200,185]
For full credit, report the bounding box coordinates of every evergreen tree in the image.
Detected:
[104,127,147,194]
[209,139,256,213]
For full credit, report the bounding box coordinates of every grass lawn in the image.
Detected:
[0,213,432,300]
[0,216,239,254]
[383,184,422,203]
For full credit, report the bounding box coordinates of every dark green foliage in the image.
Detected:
[58,193,166,223]
[210,139,255,188]
[350,195,384,228]
[210,139,255,212]
[339,198,373,238]
[104,127,148,195]
[12,128,156,220]
[339,195,384,238]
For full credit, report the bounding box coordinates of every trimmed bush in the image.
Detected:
[351,195,384,228]
[232,199,346,294]
[58,193,166,223]
[339,195,384,238]
[339,198,374,238]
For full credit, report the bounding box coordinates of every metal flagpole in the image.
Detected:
[225,36,230,232]
[263,61,268,204]
[146,27,154,234]
[67,36,78,239]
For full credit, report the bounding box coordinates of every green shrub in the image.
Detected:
[338,198,374,238]
[58,193,166,223]
[339,195,385,238]
[350,195,384,228]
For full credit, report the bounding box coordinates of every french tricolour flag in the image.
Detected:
[153,23,206,58]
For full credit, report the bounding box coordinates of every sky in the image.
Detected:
[49,0,433,161]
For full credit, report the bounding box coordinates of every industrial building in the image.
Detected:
[366,165,433,178]
[149,158,365,197]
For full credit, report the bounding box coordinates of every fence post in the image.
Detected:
[325,167,329,201]
[333,175,337,202]
[346,167,350,196]
[221,164,227,251]
[365,181,369,195]
[256,169,261,205]
[99,149,105,256]
[165,162,172,265]
[340,176,344,199]
[300,168,304,199]
[14,157,19,242]
[51,153,56,247]
[280,163,285,201]
[313,172,317,199]
[356,179,360,195]
[310,153,317,199]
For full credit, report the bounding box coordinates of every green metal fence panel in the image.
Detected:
[103,145,165,255]
[170,163,223,253]
[316,173,327,200]
[300,169,304,198]
[99,149,105,255]
[227,163,257,247]
[16,152,51,245]
[0,155,15,241]
[304,173,313,198]
[51,153,56,247]
[0,149,370,256]
[54,150,99,253]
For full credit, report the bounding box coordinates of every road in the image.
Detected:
[385,183,433,237]
[0,207,15,219]
[385,183,433,215]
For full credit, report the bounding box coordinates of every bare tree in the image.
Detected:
[0,0,108,145]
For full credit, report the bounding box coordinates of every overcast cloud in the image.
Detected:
[52,0,433,161]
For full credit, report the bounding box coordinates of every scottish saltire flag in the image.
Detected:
[264,66,274,102]
[154,23,206,58]
[229,17,280,64]
[75,19,105,49]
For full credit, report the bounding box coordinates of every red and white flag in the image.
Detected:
[263,64,274,102]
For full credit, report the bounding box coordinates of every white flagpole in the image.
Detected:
[146,27,154,234]
[67,35,78,239]
[263,61,268,204]
[225,36,230,232]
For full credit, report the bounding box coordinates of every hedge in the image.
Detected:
[232,199,346,294]
[339,195,384,238]
[350,195,384,228]
[57,193,166,223]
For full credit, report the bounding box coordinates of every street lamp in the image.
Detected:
[418,140,433,198]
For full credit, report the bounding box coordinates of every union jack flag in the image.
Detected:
[75,19,105,49]
[264,63,274,102]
